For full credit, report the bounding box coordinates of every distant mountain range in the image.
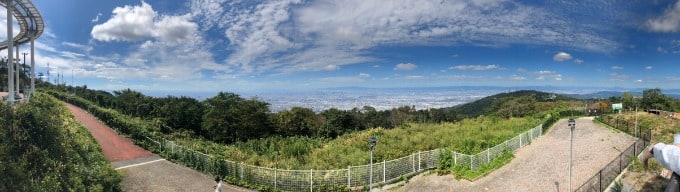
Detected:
[564,91,680,100]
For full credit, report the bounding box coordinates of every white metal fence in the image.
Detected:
[140,124,543,191]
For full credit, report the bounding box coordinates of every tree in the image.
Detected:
[152,96,204,134]
[318,108,360,138]
[621,92,636,112]
[201,92,272,143]
[113,88,153,117]
[272,107,319,136]
[642,88,673,111]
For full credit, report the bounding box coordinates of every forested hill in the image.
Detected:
[452,90,576,118]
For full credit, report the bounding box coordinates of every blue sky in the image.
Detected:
[4,0,680,93]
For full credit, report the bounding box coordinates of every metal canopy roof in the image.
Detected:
[0,0,44,50]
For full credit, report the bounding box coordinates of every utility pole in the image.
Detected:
[22,52,27,76]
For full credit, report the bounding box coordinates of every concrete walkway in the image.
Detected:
[65,102,251,192]
[393,117,636,192]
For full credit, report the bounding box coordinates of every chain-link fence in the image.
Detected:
[131,124,542,191]
[575,115,651,192]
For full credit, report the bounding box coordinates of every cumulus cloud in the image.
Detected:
[449,64,500,71]
[646,1,680,32]
[611,65,624,70]
[91,1,197,43]
[553,52,572,62]
[394,63,417,71]
[645,66,653,70]
[359,73,370,78]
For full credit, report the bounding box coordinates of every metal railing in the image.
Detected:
[137,124,543,191]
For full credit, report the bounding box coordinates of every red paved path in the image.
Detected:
[65,103,153,162]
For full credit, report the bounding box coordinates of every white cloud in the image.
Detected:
[91,13,102,23]
[359,73,370,78]
[646,1,680,32]
[155,14,199,44]
[611,65,624,70]
[635,79,643,83]
[372,65,380,68]
[553,52,572,62]
[450,64,500,71]
[645,66,653,70]
[394,63,417,71]
[573,59,584,64]
[91,1,198,44]
[91,2,156,41]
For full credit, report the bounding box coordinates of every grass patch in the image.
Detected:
[451,151,515,180]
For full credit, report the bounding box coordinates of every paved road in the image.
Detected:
[394,117,636,192]
[65,103,251,192]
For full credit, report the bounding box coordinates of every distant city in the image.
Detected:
[139,86,680,112]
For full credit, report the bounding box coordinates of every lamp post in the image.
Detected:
[568,118,576,192]
[368,136,377,191]
[634,96,640,137]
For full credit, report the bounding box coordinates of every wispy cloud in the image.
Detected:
[188,0,618,75]
[645,66,653,70]
[91,13,102,23]
[394,63,417,71]
[611,65,624,70]
[62,42,93,52]
[449,64,501,71]
[510,75,526,80]
[646,0,680,32]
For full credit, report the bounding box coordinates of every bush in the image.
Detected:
[437,149,452,175]
[0,93,121,191]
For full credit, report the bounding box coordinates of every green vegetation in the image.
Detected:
[452,90,578,118]
[451,151,514,180]
[0,93,121,191]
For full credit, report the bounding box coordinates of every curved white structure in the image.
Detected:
[1,0,43,103]
[0,0,43,49]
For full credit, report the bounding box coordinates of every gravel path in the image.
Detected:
[393,117,636,192]
[65,102,251,192]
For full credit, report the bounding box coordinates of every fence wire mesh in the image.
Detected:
[135,124,542,191]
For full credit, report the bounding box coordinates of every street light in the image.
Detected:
[368,136,377,191]
[568,118,576,192]
[634,96,640,137]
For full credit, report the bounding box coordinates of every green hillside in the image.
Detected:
[453,90,577,118]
